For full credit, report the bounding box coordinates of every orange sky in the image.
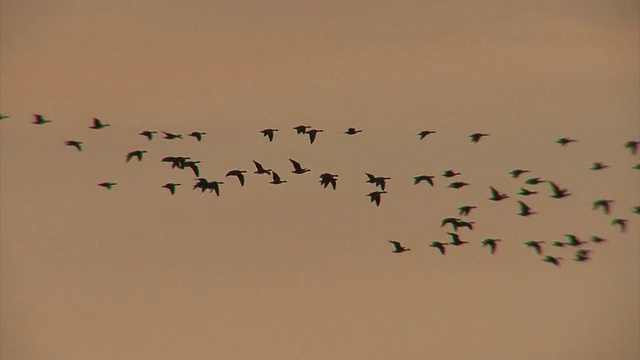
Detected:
[1,1,639,359]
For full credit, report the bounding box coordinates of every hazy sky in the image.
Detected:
[1,1,639,359]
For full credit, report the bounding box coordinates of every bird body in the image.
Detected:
[418,130,436,139]
[517,201,536,216]
[458,205,477,216]
[65,140,83,151]
[429,241,448,255]
[366,191,387,206]
[574,249,591,262]
[542,255,563,266]
[289,159,310,174]
[611,218,628,233]
[442,170,460,178]
[183,160,201,176]
[557,137,577,146]
[564,234,586,247]
[260,128,278,142]
[489,186,509,201]
[33,114,52,124]
[162,131,182,139]
[414,175,434,186]
[623,141,639,155]
[525,177,545,185]
[188,131,206,142]
[345,127,362,135]
[139,130,157,140]
[253,160,273,175]
[305,129,324,144]
[481,238,502,254]
[525,241,545,255]
[509,169,530,178]
[389,240,410,253]
[469,133,489,143]
[519,188,537,196]
[293,125,311,134]
[98,182,117,190]
[590,162,608,171]
[270,171,287,185]
[592,199,614,214]
[549,182,570,199]
[162,183,181,195]
[126,150,147,162]
[90,118,110,129]
[446,232,469,246]
[225,170,247,186]
[206,181,224,196]
[448,181,469,189]
[319,173,338,190]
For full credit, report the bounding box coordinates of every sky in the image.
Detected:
[1,0,639,359]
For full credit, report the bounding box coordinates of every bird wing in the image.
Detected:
[489,186,499,198]
[289,159,302,171]
[253,160,265,172]
[308,131,317,144]
[365,173,376,182]
[518,201,529,213]
[375,194,381,206]
[272,172,281,182]
[238,174,245,186]
[388,241,402,251]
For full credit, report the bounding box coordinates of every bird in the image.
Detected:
[162,156,190,169]
[193,178,210,192]
[162,131,182,139]
[519,188,538,196]
[469,133,489,143]
[525,241,545,255]
[162,183,181,195]
[270,171,287,185]
[517,201,536,216]
[365,173,391,191]
[429,241,448,255]
[33,114,52,125]
[253,160,273,175]
[564,234,586,247]
[366,191,387,206]
[611,218,628,233]
[632,206,640,214]
[126,150,147,162]
[64,140,83,151]
[293,125,311,134]
[183,160,201,177]
[139,130,157,140]
[206,181,224,196]
[260,128,278,142]
[225,170,247,186]
[590,236,606,244]
[448,181,469,189]
[389,240,410,253]
[452,220,474,232]
[441,217,461,228]
[551,241,566,247]
[542,255,563,266]
[0,114,8,120]
[549,181,570,199]
[592,199,614,214]
[414,175,434,186]
[634,164,640,170]
[481,238,502,254]
[589,162,608,171]
[188,131,206,142]
[489,186,509,201]
[305,129,324,144]
[574,249,591,262]
[319,173,338,190]
[98,182,117,190]
[556,137,577,146]
[525,177,545,185]
[623,141,639,155]
[344,127,362,135]
[289,159,310,174]
[418,130,436,139]
[442,169,460,178]
[458,205,477,216]
[89,118,110,129]
[447,232,469,246]
[509,169,530,178]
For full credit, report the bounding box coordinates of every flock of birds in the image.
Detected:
[2,113,640,267]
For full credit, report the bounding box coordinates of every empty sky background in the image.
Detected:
[1,1,639,359]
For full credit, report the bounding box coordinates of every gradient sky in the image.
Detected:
[1,1,639,359]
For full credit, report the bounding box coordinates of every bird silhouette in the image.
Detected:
[188,131,206,142]
[623,141,639,155]
[519,188,538,196]
[64,140,83,151]
[293,125,311,134]
[429,241,448,255]
[253,160,273,175]
[469,133,489,143]
[98,182,117,190]
[418,130,436,139]
[89,118,110,129]
[458,205,477,216]
[270,171,287,185]
[289,159,310,174]
[441,217,461,228]
[139,130,157,140]
[632,206,640,214]
[446,232,469,246]
[162,183,181,195]
[481,238,502,254]
[33,114,52,125]
[344,127,363,135]
[365,173,391,191]
[305,129,324,144]
[162,156,190,169]
[183,160,201,176]
[517,201,536,216]
[126,150,147,162]
[448,181,469,189]
[442,169,460,178]
[590,236,606,244]
[0,114,8,120]
[611,218,628,233]
[389,240,411,253]
[414,175,435,186]
[525,177,545,185]
[366,191,387,206]
[509,169,530,178]
[552,241,566,247]
[556,137,577,146]
[452,220,474,232]
[574,249,591,262]
[564,234,586,247]
[260,128,278,142]
[634,164,640,170]
[193,178,209,192]
[525,240,545,255]
[589,162,608,171]
[592,199,614,214]
[489,186,509,201]
[163,131,182,140]
[225,170,247,186]
[549,181,570,199]
[319,173,338,190]
[542,255,563,266]
[206,181,224,196]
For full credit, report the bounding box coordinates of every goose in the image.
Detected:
[188,131,206,142]
[414,175,434,186]
[452,220,474,232]
[418,130,436,139]
[519,188,537,196]
[225,170,247,186]
[344,127,362,135]
[0,114,8,120]
[448,181,469,189]
[442,169,460,178]
[162,156,190,169]
[524,241,545,255]
[611,218,628,233]
[365,173,391,190]
[270,171,287,185]
[489,186,509,201]
[98,182,117,190]
[206,181,224,196]
[89,118,110,129]
[481,238,502,254]
[542,255,563,266]
[253,160,273,175]
[139,130,157,140]
[429,241,448,255]
[632,206,640,214]
[389,240,410,253]
[319,173,338,189]
[590,236,606,244]
[564,234,586,247]
[293,125,311,134]
[525,177,545,185]
[549,181,570,199]
[441,217,461,228]
[446,232,469,246]
[289,159,310,174]
[64,140,83,151]
[366,191,387,206]
[574,249,591,262]
[469,132,489,143]
[305,129,324,144]
[589,162,608,171]
[623,141,639,155]
[162,131,182,140]
[551,241,566,247]
[162,183,181,195]
[193,178,209,192]
[592,199,614,214]
[260,128,278,142]
[517,201,536,216]
[126,150,147,162]
[183,160,201,176]
[509,169,530,178]
[458,205,477,216]
[556,137,577,146]
[33,114,52,125]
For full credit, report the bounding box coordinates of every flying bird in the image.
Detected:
[418,130,436,139]
[525,177,545,185]
[574,249,591,262]
[206,181,224,196]
[551,241,566,248]
[556,137,577,146]
[89,118,110,129]
[489,186,509,201]
[0,114,8,120]
[632,206,640,214]
[253,160,273,175]
[319,173,338,190]
[293,125,311,134]
[305,129,324,144]
[193,178,210,192]
[260,128,278,142]
[481,238,502,254]
[162,156,190,169]
[33,114,52,125]
[289,159,310,174]
[414,175,434,186]
[126,150,147,162]
[517,201,536,216]
[452,220,474,232]
[162,131,182,140]
[270,171,287,185]
[139,130,157,140]
[469,133,489,143]
[509,169,530,178]
[611,218,628,233]
[98,182,117,190]
[344,127,362,135]
[366,191,387,206]
[441,217,461,228]
[592,199,614,214]
[623,141,639,155]
[183,160,201,176]
[519,188,538,196]
[389,240,411,253]
[542,255,563,266]
[448,181,469,189]
[188,131,206,142]
[564,234,586,247]
[162,183,181,195]
[365,173,391,190]
[225,170,247,186]
[429,241,448,255]
[447,232,469,246]
[590,236,606,244]
[458,205,477,216]
[525,241,545,255]
[442,169,460,178]
[549,181,570,199]
[589,162,608,171]
[64,140,83,151]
